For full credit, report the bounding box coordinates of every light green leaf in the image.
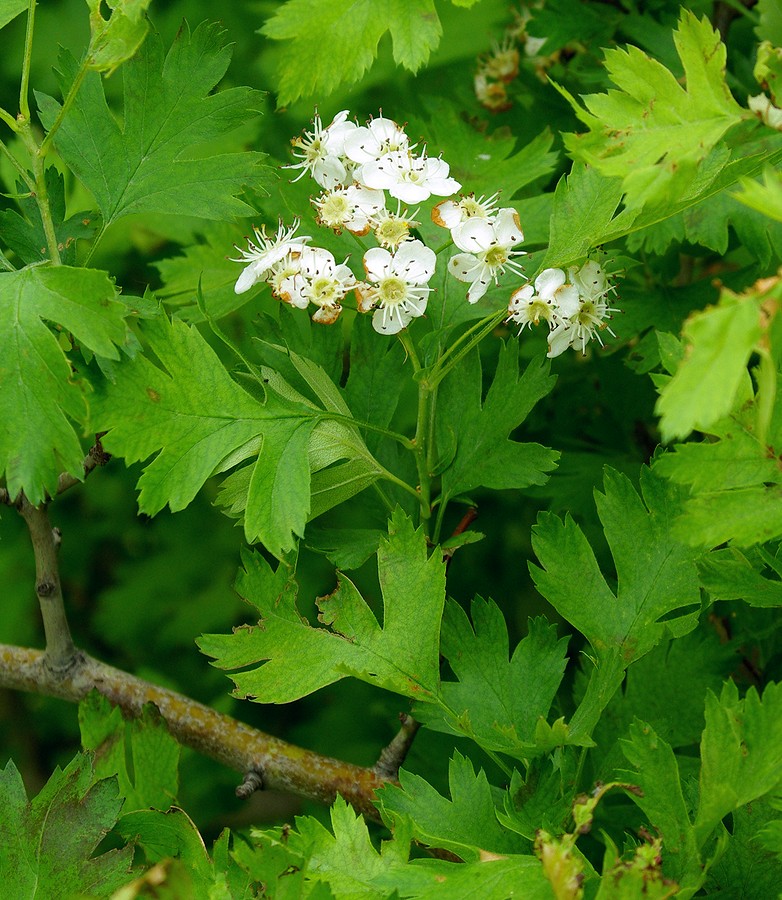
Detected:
[90,315,318,556]
[79,692,179,812]
[696,681,782,844]
[37,22,265,228]
[0,755,132,896]
[655,290,763,442]
[559,11,743,212]
[199,508,445,702]
[531,467,702,665]
[116,808,214,891]
[541,164,625,271]
[733,166,782,223]
[698,547,782,607]
[263,0,443,106]
[618,721,702,887]
[379,751,524,861]
[85,0,152,74]
[0,266,126,504]
[672,485,782,549]
[0,0,25,30]
[245,796,551,899]
[757,0,782,44]
[415,600,574,758]
[437,344,558,504]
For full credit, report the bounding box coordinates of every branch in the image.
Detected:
[0,644,389,820]
[16,495,79,674]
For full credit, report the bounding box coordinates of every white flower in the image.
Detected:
[360,148,461,204]
[533,268,580,318]
[507,283,555,332]
[545,261,619,357]
[432,192,499,232]
[312,185,386,235]
[276,246,356,324]
[448,207,525,303]
[231,219,311,295]
[268,251,308,308]
[355,240,436,335]
[369,200,421,249]
[344,116,411,165]
[285,110,358,188]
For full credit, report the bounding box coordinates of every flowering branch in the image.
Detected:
[0,644,389,820]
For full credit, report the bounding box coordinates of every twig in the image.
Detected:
[0,644,389,820]
[56,437,111,496]
[16,496,79,675]
[373,713,421,779]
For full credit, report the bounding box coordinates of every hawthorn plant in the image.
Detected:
[2,0,782,896]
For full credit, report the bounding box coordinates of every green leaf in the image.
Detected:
[671,485,782,548]
[0,754,132,896]
[116,808,216,893]
[558,11,743,212]
[698,547,782,607]
[90,315,318,556]
[0,0,25,30]
[0,167,96,266]
[37,22,264,229]
[0,266,126,504]
[618,721,702,887]
[416,600,574,758]
[696,681,782,844]
[541,164,625,271]
[379,751,524,861]
[531,467,702,664]
[655,289,763,442]
[262,0,443,106]
[79,692,179,812]
[758,0,782,44]
[733,166,782,224]
[245,796,551,899]
[85,0,152,74]
[437,344,559,504]
[198,508,445,702]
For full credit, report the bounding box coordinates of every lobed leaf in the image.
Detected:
[37,22,265,229]
[199,508,445,702]
[0,266,126,504]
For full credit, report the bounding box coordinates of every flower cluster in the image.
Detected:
[229,109,619,355]
[433,197,525,303]
[231,111,460,332]
[507,261,618,357]
[474,5,559,112]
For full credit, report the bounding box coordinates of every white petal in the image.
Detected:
[363,246,394,281]
[451,218,495,253]
[393,240,436,283]
[448,253,481,283]
[467,277,490,303]
[554,284,580,318]
[373,305,410,335]
[234,262,263,294]
[534,268,567,300]
[432,200,462,229]
[494,207,524,245]
[547,322,575,357]
[389,182,431,204]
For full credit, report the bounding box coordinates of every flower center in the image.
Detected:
[484,245,508,268]
[311,276,339,305]
[375,218,410,248]
[378,276,408,306]
[528,298,552,325]
[318,194,350,226]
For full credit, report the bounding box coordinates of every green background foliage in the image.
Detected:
[2,0,782,896]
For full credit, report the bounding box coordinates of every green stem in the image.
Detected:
[432,498,448,545]
[429,309,506,388]
[318,412,415,450]
[0,138,35,191]
[397,330,434,529]
[19,126,61,265]
[377,464,425,506]
[0,107,18,131]
[18,0,37,122]
[39,60,89,158]
[83,223,107,267]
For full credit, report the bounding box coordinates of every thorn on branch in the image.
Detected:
[56,436,112,496]
[236,768,264,798]
[373,713,420,780]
